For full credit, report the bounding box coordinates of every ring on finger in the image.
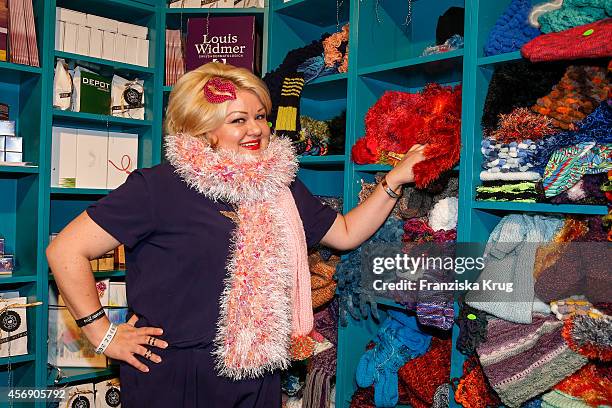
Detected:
[147,336,156,346]
[143,349,152,360]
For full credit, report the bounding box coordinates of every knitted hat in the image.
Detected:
[481,60,566,132]
[453,356,502,408]
[542,142,612,197]
[436,7,465,45]
[483,0,542,56]
[522,19,612,62]
[477,314,588,408]
[397,337,451,408]
[532,65,610,130]
[562,314,612,361]
[534,100,612,174]
[537,0,612,33]
[309,252,339,309]
[456,301,489,356]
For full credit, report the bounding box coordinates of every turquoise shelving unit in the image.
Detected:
[1,0,603,406]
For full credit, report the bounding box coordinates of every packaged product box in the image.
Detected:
[0,296,29,358]
[58,384,95,407]
[72,67,111,115]
[0,254,13,274]
[50,126,77,188]
[94,379,121,408]
[75,128,108,189]
[185,16,258,73]
[114,245,125,269]
[97,251,115,271]
[106,132,138,189]
[76,25,90,56]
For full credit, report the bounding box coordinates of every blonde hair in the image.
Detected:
[164,62,272,144]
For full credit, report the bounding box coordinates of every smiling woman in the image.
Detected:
[46,62,427,407]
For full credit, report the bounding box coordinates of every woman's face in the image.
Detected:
[206,90,271,155]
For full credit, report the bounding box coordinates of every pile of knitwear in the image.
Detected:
[456,212,612,408]
[297,111,346,156]
[534,0,612,33]
[478,62,611,204]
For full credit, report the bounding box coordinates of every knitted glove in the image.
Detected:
[356,312,431,407]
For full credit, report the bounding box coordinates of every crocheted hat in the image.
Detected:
[352,84,462,188]
[537,0,612,33]
[481,60,566,132]
[562,314,612,361]
[397,337,451,408]
[483,0,542,56]
[309,252,339,309]
[436,7,465,45]
[522,19,612,62]
[532,65,610,130]
[477,314,588,408]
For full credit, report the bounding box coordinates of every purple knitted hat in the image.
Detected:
[477,313,587,408]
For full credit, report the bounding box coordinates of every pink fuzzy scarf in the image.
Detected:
[165,134,313,380]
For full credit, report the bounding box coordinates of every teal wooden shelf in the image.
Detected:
[0,60,42,75]
[55,51,154,75]
[274,0,349,27]
[477,51,523,66]
[299,155,345,165]
[0,353,36,366]
[358,49,464,77]
[473,200,609,215]
[49,270,125,280]
[0,165,39,178]
[308,72,348,85]
[50,187,112,195]
[355,164,393,172]
[165,7,265,14]
[163,85,173,92]
[0,274,38,285]
[52,109,153,127]
[48,366,118,386]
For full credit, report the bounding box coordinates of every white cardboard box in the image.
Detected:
[106,132,138,189]
[87,14,118,33]
[55,20,65,51]
[51,127,78,188]
[56,7,88,25]
[102,31,116,61]
[76,129,108,189]
[137,38,149,67]
[89,28,103,58]
[0,296,28,358]
[77,25,90,56]
[124,37,139,65]
[63,22,78,54]
[117,21,147,40]
[113,34,127,63]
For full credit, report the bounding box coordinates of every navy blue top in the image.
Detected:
[87,162,337,408]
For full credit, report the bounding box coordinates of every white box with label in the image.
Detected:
[124,37,139,65]
[51,127,78,188]
[63,22,78,54]
[76,129,108,189]
[137,38,149,67]
[106,132,138,189]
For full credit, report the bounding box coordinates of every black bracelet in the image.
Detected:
[75,307,106,328]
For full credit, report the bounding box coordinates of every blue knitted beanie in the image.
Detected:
[484,0,542,56]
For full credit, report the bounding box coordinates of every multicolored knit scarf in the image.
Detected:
[165,134,314,380]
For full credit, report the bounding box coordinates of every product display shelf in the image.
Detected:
[0,60,43,77]
[165,7,265,14]
[0,275,38,284]
[55,50,156,76]
[472,200,610,215]
[52,109,154,127]
[0,165,39,176]
[357,48,465,77]
[47,366,118,386]
[50,187,113,196]
[477,50,522,66]
[48,269,126,280]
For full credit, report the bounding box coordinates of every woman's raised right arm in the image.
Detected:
[46,211,167,372]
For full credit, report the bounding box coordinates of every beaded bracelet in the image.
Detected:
[95,323,118,355]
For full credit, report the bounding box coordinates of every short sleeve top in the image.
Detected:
[87,162,337,348]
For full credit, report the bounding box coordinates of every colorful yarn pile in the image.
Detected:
[550,363,612,407]
[351,84,461,188]
[402,219,457,244]
[309,252,339,309]
[453,356,501,408]
[322,24,349,74]
[297,115,330,156]
[483,0,542,56]
[536,0,612,33]
[562,314,612,361]
[531,65,610,130]
[476,314,588,407]
[481,138,539,173]
[422,34,464,56]
[522,19,612,62]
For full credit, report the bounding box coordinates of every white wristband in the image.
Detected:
[95,323,118,354]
